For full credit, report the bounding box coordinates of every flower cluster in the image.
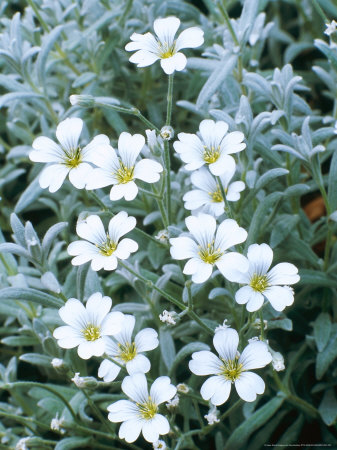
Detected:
[26,13,302,447]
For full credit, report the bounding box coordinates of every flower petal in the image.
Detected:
[247,243,273,275]
[77,339,105,359]
[30,136,63,162]
[235,372,265,402]
[239,341,272,370]
[119,419,143,443]
[216,252,249,282]
[215,219,248,251]
[154,17,180,45]
[126,354,151,374]
[76,215,106,245]
[142,415,169,442]
[134,159,163,183]
[39,164,69,192]
[58,298,86,328]
[129,49,160,67]
[160,52,186,74]
[264,285,294,311]
[108,211,136,241]
[107,399,139,422]
[189,351,222,375]
[267,262,300,286]
[185,213,216,246]
[170,237,198,260]
[69,163,93,189]
[118,132,145,167]
[176,27,204,51]
[98,359,121,382]
[114,238,138,260]
[86,292,112,326]
[135,328,159,352]
[122,373,149,404]
[200,376,232,405]
[101,311,125,336]
[56,117,83,151]
[150,376,176,405]
[213,328,239,361]
[235,286,264,312]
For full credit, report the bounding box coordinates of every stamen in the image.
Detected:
[158,40,176,59]
[115,162,134,184]
[221,357,243,382]
[250,274,269,293]
[96,234,117,256]
[137,397,158,420]
[62,146,82,168]
[203,145,220,164]
[198,240,223,264]
[82,324,101,341]
[118,342,137,362]
[210,186,223,203]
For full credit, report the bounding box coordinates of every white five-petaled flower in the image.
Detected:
[170,213,248,284]
[29,118,108,192]
[189,328,272,405]
[230,243,300,312]
[98,314,159,382]
[53,293,124,360]
[183,163,245,216]
[125,16,204,75]
[107,373,176,443]
[86,132,163,201]
[173,120,246,175]
[67,212,138,271]
[325,20,337,36]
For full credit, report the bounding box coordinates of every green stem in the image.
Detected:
[82,389,116,437]
[138,186,162,199]
[94,102,160,133]
[311,0,329,22]
[217,176,233,219]
[119,262,213,335]
[6,382,77,421]
[259,310,265,341]
[202,399,243,436]
[27,0,81,76]
[163,74,174,224]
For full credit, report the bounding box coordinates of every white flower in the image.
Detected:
[230,243,300,312]
[160,125,174,141]
[189,328,272,405]
[98,314,158,382]
[51,358,64,369]
[173,120,246,175]
[170,213,248,284]
[204,405,220,425]
[325,20,337,36]
[252,318,268,330]
[86,132,163,201]
[155,229,169,244]
[214,319,230,333]
[125,16,204,75]
[50,413,66,434]
[29,118,109,192]
[67,212,138,271]
[71,372,86,388]
[183,164,245,216]
[166,394,179,410]
[153,440,167,450]
[107,373,176,443]
[159,310,177,325]
[176,383,189,393]
[15,438,30,450]
[269,349,285,372]
[53,293,124,359]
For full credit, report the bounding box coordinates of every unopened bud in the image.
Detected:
[71,372,98,389]
[69,94,94,107]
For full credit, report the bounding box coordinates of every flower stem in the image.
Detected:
[259,310,265,340]
[163,73,174,224]
[217,176,233,219]
[119,261,213,334]
[82,389,117,437]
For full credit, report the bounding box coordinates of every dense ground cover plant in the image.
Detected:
[0,0,337,448]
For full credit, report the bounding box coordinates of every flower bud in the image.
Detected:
[69,94,95,107]
[160,125,174,141]
[71,372,98,389]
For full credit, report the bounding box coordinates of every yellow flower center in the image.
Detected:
[203,145,220,164]
[210,186,223,203]
[250,273,269,293]
[82,324,101,341]
[118,342,137,362]
[198,241,223,265]
[158,41,176,59]
[115,162,134,184]
[221,357,243,382]
[137,397,158,420]
[96,234,117,256]
[62,146,82,168]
